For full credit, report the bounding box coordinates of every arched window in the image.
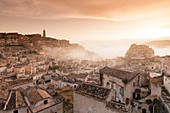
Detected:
[106,82,110,88]
[27,109,29,113]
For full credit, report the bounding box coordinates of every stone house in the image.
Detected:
[7,57,18,64]
[74,83,129,113]
[0,67,6,73]
[163,56,170,93]
[51,76,62,88]
[99,67,142,104]
[14,64,26,74]
[19,57,27,63]
[51,76,79,89]
[33,72,46,85]
[150,76,162,96]
[67,73,88,82]
[24,87,63,113]
[6,66,14,73]
[0,87,63,113]
[164,75,170,94]
[37,64,49,72]
[0,90,29,113]
[149,72,163,97]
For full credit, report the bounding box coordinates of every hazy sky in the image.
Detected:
[1,0,170,41]
[1,0,170,58]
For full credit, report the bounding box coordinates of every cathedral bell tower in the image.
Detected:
[43,29,46,37]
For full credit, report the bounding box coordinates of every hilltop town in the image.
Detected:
[0,30,169,113]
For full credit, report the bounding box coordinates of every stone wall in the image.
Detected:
[164,76,170,94]
[151,83,161,96]
[36,102,63,113]
[74,92,124,113]
[125,44,154,58]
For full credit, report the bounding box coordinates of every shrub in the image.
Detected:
[153,98,159,105]
[138,106,141,109]
[146,99,152,105]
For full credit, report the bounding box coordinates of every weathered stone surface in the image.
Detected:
[125,44,154,58]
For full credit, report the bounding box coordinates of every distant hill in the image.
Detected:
[144,40,170,48]
[0,32,102,61]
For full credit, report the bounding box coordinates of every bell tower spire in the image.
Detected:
[43,29,46,37]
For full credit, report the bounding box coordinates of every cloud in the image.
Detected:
[0,0,170,20]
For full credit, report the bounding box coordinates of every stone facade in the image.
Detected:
[74,83,128,113]
[164,76,170,93]
[100,67,141,103]
[0,87,63,113]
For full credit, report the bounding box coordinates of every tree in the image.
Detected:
[146,99,152,105]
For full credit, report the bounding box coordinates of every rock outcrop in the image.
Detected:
[125,44,154,58]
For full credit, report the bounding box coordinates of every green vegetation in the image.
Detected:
[146,98,164,113]
[28,50,38,54]
[146,99,152,105]
[138,106,141,109]
[53,92,59,97]
[6,63,10,67]
[56,87,73,113]
[149,105,153,113]
[49,65,60,70]
[131,102,135,107]
[153,98,159,104]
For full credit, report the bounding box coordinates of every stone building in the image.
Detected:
[163,56,170,93]
[43,29,46,37]
[150,75,162,96]
[0,86,63,113]
[0,90,28,113]
[99,67,142,104]
[74,83,129,113]
[14,64,26,74]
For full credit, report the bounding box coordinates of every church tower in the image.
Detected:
[43,29,46,37]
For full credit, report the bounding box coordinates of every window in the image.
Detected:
[126,98,129,105]
[27,109,29,113]
[44,100,48,104]
[13,110,18,113]
[119,87,123,95]
[111,84,113,89]
[106,82,110,88]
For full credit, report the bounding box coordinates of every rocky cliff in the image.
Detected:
[125,44,154,58]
